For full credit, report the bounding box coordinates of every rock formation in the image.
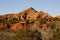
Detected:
[0,7,59,31]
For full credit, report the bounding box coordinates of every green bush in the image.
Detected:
[6,18,19,24]
[39,18,48,24]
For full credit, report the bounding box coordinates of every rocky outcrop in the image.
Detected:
[10,23,23,31]
[0,23,7,29]
[17,7,52,20]
[55,15,60,19]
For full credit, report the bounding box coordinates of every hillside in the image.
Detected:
[0,7,60,40]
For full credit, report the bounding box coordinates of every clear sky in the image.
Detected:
[0,0,60,16]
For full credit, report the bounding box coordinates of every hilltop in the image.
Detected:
[0,7,52,20]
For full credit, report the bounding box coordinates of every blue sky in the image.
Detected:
[0,0,60,16]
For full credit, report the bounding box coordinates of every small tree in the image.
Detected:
[39,18,48,24]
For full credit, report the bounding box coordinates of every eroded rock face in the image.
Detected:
[0,23,7,29]
[17,7,52,20]
[10,23,23,31]
[0,14,14,20]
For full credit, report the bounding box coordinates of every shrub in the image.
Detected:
[14,29,42,40]
[0,19,3,23]
[6,18,19,24]
[52,27,60,40]
[39,18,48,24]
